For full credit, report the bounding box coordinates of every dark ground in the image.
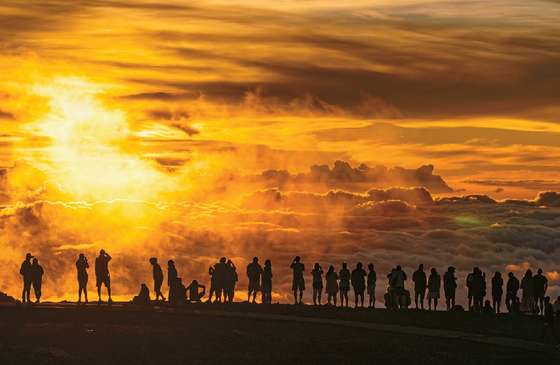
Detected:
[0,302,559,365]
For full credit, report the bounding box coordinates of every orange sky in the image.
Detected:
[1,0,560,303]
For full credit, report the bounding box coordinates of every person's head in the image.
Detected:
[168,259,174,266]
[294,256,300,263]
[79,253,85,260]
[368,263,374,270]
[220,257,226,264]
[327,265,334,273]
[253,257,258,263]
[508,272,514,278]
[430,267,436,274]
[177,277,182,284]
[149,257,157,264]
[418,263,424,270]
[141,283,147,288]
[100,249,106,255]
[264,259,271,267]
[448,266,455,273]
[494,271,501,278]
[545,296,551,304]
[538,269,543,275]
[26,253,33,260]
[396,265,402,271]
[227,259,233,265]
[342,262,347,269]
[356,262,362,269]
[525,269,532,278]
[485,300,491,306]
[32,258,38,265]
[473,267,479,273]
[314,263,320,270]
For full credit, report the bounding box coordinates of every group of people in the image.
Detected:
[17,252,555,315]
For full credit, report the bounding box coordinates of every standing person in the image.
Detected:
[167,259,178,303]
[225,259,238,302]
[538,297,560,346]
[150,257,165,301]
[412,264,427,310]
[427,267,441,311]
[351,262,367,308]
[339,262,351,307]
[520,269,534,314]
[443,266,457,310]
[311,263,324,305]
[95,249,113,303]
[472,269,486,313]
[389,265,407,309]
[31,258,44,303]
[76,253,89,303]
[492,271,504,314]
[246,257,263,303]
[261,259,273,304]
[213,257,229,302]
[367,263,377,308]
[19,253,33,303]
[466,267,477,311]
[325,266,339,306]
[533,269,549,315]
[290,256,305,304]
[207,262,217,303]
[505,272,520,312]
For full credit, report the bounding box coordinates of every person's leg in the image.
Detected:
[414,293,418,308]
[333,293,337,306]
[360,293,364,307]
[107,285,112,302]
[298,289,303,303]
[428,298,431,310]
[434,298,438,311]
[420,293,424,310]
[318,289,322,305]
[294,291,297,304]
[97,285,102,301]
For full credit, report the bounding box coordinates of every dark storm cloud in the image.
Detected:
[0,110,14,120]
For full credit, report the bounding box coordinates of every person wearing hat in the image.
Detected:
[19,253,34,303]
[443,266,457,311]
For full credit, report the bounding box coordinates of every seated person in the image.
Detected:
[133,283,151,303]
[384,286,393,309]
[175,278,187,301]
[482,300,493,313]
[187,279,206,302]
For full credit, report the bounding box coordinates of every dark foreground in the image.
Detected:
[0,302,559,365]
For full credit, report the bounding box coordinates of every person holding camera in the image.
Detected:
[290,256,305,304]
[95,249,113,303]
[76,253,89,303]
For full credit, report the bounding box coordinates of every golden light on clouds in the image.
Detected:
[1,0,560,304]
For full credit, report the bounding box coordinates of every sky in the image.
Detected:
[1,0,560,305]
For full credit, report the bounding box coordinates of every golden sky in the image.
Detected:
[1,0,560,303]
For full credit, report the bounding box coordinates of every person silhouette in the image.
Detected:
[351,262,367,308]
[246,257,263,303]
[225,259,238,302]
[538,296,560,346]
[207,262,217,302]
[186,279,206,302]
[492,271,503,313]
[389,265,407,309]
[520,269,534,314]
[339,262,350,307]
[472,268,486,313]
[311,263,324,305]
[19,253,33,303]
[505,272,520,312]
[482,299,493,313]
[176,278,187,301]
[31,258,44,303]
[261,259,273,304]
[150,258,165,301]
[427,267,440,311]
[213,257,228,302]
[443,266,457,311]
[95,249,112,303]
[533,269,549,315]
[412,264,427,310]
[168,260,178,302]
[325,266,339,306]
[367,263,377,308]
[76,253,89,303]
[290,256,305,304]
[133,283,151,303]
